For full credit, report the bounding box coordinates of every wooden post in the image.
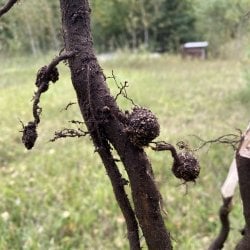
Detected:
[236,125,250,250]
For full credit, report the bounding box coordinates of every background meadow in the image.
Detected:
[0,51,249,249]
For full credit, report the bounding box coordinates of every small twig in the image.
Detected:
[68,120,85,125]
[18,118,25,130]
[61,101,77,111]
[114,80,128,100]
[108,70,137,106]
[106,70,117,81]
[177,141,191,151]
[192,133,241,151]
[50,128,89,142]
[113,158,121,162]
[159,194,168,218]
[0,0,18,17]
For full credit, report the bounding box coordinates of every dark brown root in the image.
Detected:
[125,107,160,147]
[21,121,38,150]
[150,141,200,182]
[172,151,200,182]
[35,66,59,92]
[21,51,75,150]
[0,0,18,17]
[61,102,77,111]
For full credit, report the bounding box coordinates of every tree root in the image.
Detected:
[21,51,75,150]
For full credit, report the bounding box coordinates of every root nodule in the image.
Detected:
[125,107,160,147]
[172,151,200,182]
[21,121,38,150]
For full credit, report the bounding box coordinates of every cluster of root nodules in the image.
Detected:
[35,66,59,92]
[172,151,200,183]
[21,122,37,150]
[125,107,160,147]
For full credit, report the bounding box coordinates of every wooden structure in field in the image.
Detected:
[181,41,208,59]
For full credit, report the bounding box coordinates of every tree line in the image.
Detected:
[0,0,249,56]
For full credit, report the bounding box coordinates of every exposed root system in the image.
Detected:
[193,133,241,151]
[50,128,89,142]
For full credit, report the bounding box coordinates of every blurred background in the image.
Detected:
[0,0,250,249]
[0,0,250,58]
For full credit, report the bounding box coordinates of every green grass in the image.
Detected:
[0,52,249,249]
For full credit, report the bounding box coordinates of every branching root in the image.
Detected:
[50,128,89,142]
[108,70,137,106]
[151,141,200,183]
[193,132,241,151]
[21,51,75,150]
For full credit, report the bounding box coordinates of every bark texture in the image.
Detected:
[236,154,250,250]
[236,130,250,250]
[59,0,172,249]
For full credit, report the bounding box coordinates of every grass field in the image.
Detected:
[0,52,249,249]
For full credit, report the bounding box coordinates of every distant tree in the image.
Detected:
[0,0,200,54]
[120,0,163,50]
[0,0,60,54]
[152,0,198,52]
[91,0,133,51]
[91,0,198,52]
[193,0,250,57]
[2,0,250,56]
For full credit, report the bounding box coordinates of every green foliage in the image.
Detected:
[1,0,250,55]
[90,0,130,51]
[193,0,250,57]
[0,0,61,54]
[152,0,198,51]
[91,0,197,52]
[0,52,248,249]
[0,0,198,54]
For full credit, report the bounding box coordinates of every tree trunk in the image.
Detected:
[59,1,172,249]
[236,128,250,250]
